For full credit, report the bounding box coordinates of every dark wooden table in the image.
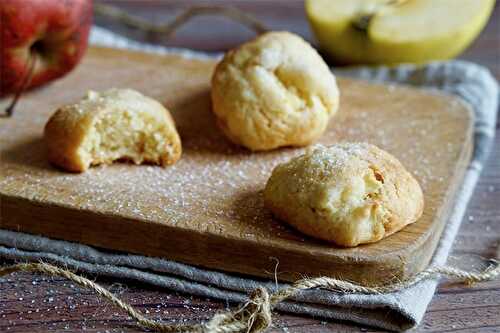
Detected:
[2,1,499,332]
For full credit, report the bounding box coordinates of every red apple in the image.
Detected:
[0,0,93,97]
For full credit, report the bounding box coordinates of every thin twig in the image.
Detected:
[94,3,269,40]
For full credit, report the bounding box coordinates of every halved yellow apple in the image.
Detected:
[305,0,495,64]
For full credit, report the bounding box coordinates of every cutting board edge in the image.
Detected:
[0,193,414,284]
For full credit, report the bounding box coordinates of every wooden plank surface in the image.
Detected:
[1,1,499,332]
[0,46,473,285]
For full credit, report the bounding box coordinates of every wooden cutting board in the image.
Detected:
[0,47,473,285]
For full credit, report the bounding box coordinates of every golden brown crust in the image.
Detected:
[264,143,424,247]
[45,105,94,172]
[44,89,182,172]
[211,31,340,151]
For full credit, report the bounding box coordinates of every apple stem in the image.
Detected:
[352,14,373,31]
[352,0,407,32]
[2,52,36,117]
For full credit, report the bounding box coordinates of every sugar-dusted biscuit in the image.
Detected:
[264,143,424,247]
[211,31,339,151]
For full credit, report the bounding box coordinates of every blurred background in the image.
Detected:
[94,0,315,51]
[94,0,499,77]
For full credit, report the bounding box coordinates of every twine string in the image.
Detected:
[0,260,498,333]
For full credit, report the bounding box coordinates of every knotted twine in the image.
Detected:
[1,260,499,333]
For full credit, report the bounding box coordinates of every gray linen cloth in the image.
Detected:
[0,27,498,331]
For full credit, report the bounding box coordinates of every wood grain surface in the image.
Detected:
[0,46,473,285]
[1,1,499,332]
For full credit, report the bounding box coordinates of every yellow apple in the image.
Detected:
[305,0,495,64]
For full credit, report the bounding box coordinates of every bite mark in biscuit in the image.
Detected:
[44,89,182,172]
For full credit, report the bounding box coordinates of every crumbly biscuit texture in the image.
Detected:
[264,143,424,247]
[44,88,182,172]
[211,31,339,151]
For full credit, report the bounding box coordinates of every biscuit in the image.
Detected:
[211,31,339,151]
[264,143,424,247]
[44,88,181,172]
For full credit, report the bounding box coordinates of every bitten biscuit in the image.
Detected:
[264,143,424,247]
[44,88,182,172]
[211,31,339,151]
